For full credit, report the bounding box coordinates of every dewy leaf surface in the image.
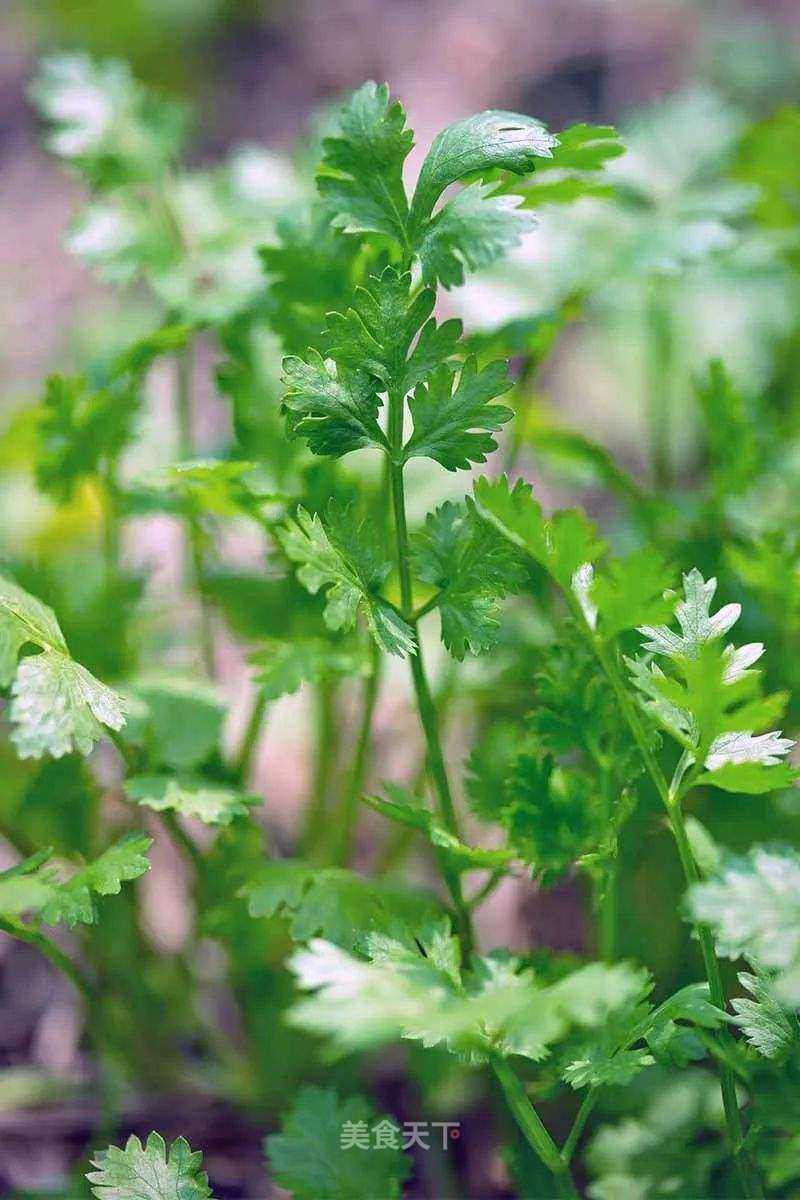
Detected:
[317,81,413,244]
[87,1131,212,1200]
[281,350,386,459]
[410,109,557,229]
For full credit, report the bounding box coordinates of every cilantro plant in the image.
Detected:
[3,57,800,1199]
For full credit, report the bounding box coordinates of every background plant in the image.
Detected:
[2,11,800,1199]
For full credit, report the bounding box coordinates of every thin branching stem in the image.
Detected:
[493,1058,578,1199]
[574,608,763,1198]
[0,917,92,1000]
[234,689,269,785]
[175,343,215,678]
[386,388,579,1195]
[329,641,381,865]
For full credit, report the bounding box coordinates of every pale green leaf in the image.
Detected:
[688,846,800,1007]
[87,1131,211,1200]
[242,861,440,952]
[124,775,259,826]
[732,971,797,1059]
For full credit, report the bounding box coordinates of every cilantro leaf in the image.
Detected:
[135,459,279,521]
[590,551,675,639]
[0,575,125,759]
[687,846,800,1007]
[410,110,556,231]
[242,860,440,951]
[266,1087,410,1200]
[289,920,644,1064]
[0,834,151,928]
[124,775,260,826]
[277,505,415,657]
[127,676,225,770]
[317,81,413,245]
[628,570,794,781]
[473,475,605,588]
[586,1072,724,1200]
[29,54,185,188]
[87,1131,211,1200]
[362,785,514,869]
[405,359,513,471]
[417,182,536,289]
[260,209,362,356]
[520,123,624,207]
[36,374,138,501]
[281,350,387,459]
[638,568,741,661]
[323,266,436,385]
[412,500,526,658]
[732,971,797,1060]
[250,637,368,701]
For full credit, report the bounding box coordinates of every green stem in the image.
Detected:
[646,277,673,492]
[329,643,381,866]
[234,690,269,785]
[599,857,618,963]
[583,621,761,1197]
[175,344,215,678]
[563,1088,599,1164]
[598,769,617,962]
[468,868,505,910]
[0,918,91,1000]
[302,678,336,857]
[385,396,573,1193]
[387,390,471,954]
[492,1058,578,1198]
[161,810,204,876]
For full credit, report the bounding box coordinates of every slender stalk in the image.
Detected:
[580,616,761,1197]
[562,1088,599,1164]
[302,677,336,857]
[234,690,269,785]
[492,1058,578,1199]
[161,809,205,876]
[646,276,673,492]
[598,769,617,962]
[175,344,215,678]
[0,918,91,1000]
[468,867,506,910]
[385,389,578,1194]
[387,387,471,952]
[329,642,381,866]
